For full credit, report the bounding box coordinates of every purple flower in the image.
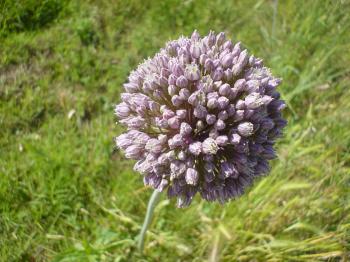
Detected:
[216,135,228,146]
[185,168,199,185]
[176,76,188,88]
[145,138,164,154]
[237,122,254,137]
[180,122,192,136]
[115,31,287,207]
[189,142,202,156]
[185,63,200,81]
[202,138,219,155]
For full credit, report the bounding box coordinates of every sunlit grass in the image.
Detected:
[0,0,349,261]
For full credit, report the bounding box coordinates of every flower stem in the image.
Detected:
[138,190,162,253]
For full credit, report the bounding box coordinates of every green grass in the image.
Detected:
[1,0,349,261]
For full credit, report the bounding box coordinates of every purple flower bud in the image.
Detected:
[207,98,218,109]
[157,179,169,192]
[153,89,165,100]
[270,100,286,111]
[236,99,245,110]
[179,88,190,100]
[213,80,222,90]
[115,134,133,150]
[234,110,245,121]
[224,68,233,81]
[176,76,188,88]
[158,134,168,144]
[168,74,177,85]
[185,156,195,167]
[145,138,164,154]
[204,59,214,72]
[157,153,168,165]
[155,117,168,128]
[237,122,254,137]
[191,30,200,41]
[221,53,234,68]
[180,122,192,136]
[190,42,201,59]
[171,95,183,107]
[125,144,144,159]
[227,104,236,116]
[168,116,180,129]
[206,114,216,125]
[246,80,260,93]
[188,90,206,106]
[161,68,170,78]
[216,32,226,46]
[168,85,178,96]
[115,103,131,119]
[170,160,186,178]
[178,150,187,161]
[245,92,263,109]
[215,119,226,130]
[262,95,273,105]
[204,161,215,172]
[234,79,246,91]
[148,101,160,113]
[199,54,208,65]
[238,49,249,66]
[194,105,207,119]
[218,96,229,109]
[166,150,176,160]
[207,31,216,47]
[196,120,205,131]
[230,133,241,145]
[172,63,184,76]
[209,128,219,139]
[201,80,214,93]
[203,155,213,162]
[218,110,228,120]
[223,40,233,50]
[218,83,231,96]
[157,76,168,87]
[185,168,199,185]
[129,72,142,85]
[207,91,219,100]
[214,59,222,68]
[168,134,184,149]
[232,63,245,76]
[125,116,145,129]
[212,67,224,81]
[161,108,173,118]
[261,118,275,130]
[262,145,276,159]
[185,64,200,81]
[221,162,238,178]
[120,93,132,103]
[137,159,155,174]
[189,141,202,156]
[216,135,228,146]
[123,82,139,93]
[176,109,187,119]
[179,49,190,64]
[202,138,219,154]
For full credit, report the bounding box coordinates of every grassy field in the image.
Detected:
[1,0,350,261]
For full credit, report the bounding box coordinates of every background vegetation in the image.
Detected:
[1,0,349,261]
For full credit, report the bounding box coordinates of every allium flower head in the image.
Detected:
[115,30,287,207]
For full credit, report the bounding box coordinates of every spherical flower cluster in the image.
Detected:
[115,31,287,207]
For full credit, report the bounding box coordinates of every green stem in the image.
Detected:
[138,190,162,253]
